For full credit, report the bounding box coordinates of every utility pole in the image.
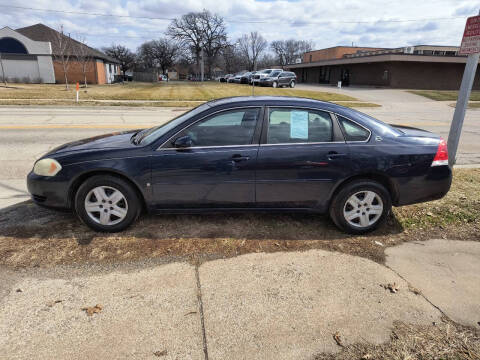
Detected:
[448,10,480,167]
[0,52,6,86]
[200,48,204,82]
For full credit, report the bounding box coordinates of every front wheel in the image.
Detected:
[329,180,391,234]
[290,80,296,88]
[75,175,141,232]
[272,81,278,88]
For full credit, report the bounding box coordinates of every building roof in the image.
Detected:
[286,53,468,69]
[16,24,119,63]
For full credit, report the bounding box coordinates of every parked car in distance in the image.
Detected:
[232,73,245,83]
[158,74,167,81]
[252,69,282,85]
[219,74,232,83]
[259,70,297,88]
[27,97,452,234]
[240,71,256,84]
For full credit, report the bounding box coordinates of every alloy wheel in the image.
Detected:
[343,190,383,228]
[84,186,128,226]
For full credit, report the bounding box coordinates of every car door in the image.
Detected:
[255,106,351,210]
[150,107,263,209]
[278,73,288,86]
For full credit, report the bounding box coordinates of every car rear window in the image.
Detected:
[337,116,370,141]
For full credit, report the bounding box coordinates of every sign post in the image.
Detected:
[448,12,480,167]
[76,82,79,103]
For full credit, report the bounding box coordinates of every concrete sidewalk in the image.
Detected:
[1,240,479,359]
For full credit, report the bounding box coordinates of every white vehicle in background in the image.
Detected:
[252,69,281,85]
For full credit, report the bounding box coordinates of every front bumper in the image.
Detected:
[27,171,70,209]
[259,79,274,87]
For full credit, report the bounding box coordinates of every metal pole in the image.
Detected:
[447,10,480,167]
[200,48,204,82]
[0,52,6,86]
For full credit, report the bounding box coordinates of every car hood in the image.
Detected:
[46,130,140,156]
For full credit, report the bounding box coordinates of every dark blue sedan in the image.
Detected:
[27,96,452,234]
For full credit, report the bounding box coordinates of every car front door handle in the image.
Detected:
[327,151,347,160]
[231,154,250,162]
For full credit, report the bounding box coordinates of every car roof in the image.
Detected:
[205,96,338,110]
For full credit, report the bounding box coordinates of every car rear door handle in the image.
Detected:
[232,154,250,162]
[327,151,347,160]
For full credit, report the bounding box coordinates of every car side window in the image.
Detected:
[337,116,370,141]
[176,108,260,147]
[267,108,333,144]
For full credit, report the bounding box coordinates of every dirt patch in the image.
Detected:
[0,169,478,268]
[315,317,480,360]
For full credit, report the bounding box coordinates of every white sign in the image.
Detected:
[459,15,480,55]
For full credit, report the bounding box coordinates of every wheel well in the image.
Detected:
[68,171,147,211]
[329,173,398,207]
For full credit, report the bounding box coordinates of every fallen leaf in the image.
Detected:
[382,283,399,293]
[361,354,372,360]
[153,350,168,357]
[274,242,280,247]
[333,331,343,347]
[408,285,421,295]
[46,300,63,307]
[184,311,197,316]
[82,304,103,316]
[16,288,23,293]
[374,241,384,247]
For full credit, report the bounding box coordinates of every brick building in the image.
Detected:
[15,24,120,84]
[286,45,478,90]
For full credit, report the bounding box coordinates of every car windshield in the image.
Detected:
[136,103,210,145]
[270,71,281,77]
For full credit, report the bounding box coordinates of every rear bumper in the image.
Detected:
[394,165,452,206]
[27,172,70,209]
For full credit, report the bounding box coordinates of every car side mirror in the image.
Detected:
[173,135,192,148]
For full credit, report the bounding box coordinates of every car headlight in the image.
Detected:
[33,158,62,176]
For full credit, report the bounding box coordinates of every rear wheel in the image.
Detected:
[329,180,391,234]
[75,175,141,232]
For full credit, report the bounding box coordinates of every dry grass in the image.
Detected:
[0,82,358,102]
[0,169,478,269]
[409,90,480,101]
[315,318,480,360]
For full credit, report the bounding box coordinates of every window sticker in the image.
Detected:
[290,110,309,139]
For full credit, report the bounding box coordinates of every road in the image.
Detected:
[1,89,479,208]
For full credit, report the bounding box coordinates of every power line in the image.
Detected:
[0,4,468,25]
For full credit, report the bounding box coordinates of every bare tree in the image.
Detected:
[271,39,314,66]
[137,38,181,75]
[75,36,94,87]
[197,11,228,78]
[167,12,205,76]
[237,32,268,71]
[53,25,73,89]
[103,44,136,78]
[167,9,228,79]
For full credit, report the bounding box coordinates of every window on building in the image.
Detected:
[0,37,28,54]
[309,54,312,62]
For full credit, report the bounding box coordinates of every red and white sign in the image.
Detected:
[459,15,480,55]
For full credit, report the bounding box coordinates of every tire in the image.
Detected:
[290,80,295,88]
[75,175,141,232]
[329,180,391,234]
[272,81,278,88]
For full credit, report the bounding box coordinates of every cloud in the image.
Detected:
[0,0,470,52]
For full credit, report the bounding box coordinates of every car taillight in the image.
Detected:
[431,138,448,167]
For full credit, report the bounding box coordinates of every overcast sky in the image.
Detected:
[1,0,479,52]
